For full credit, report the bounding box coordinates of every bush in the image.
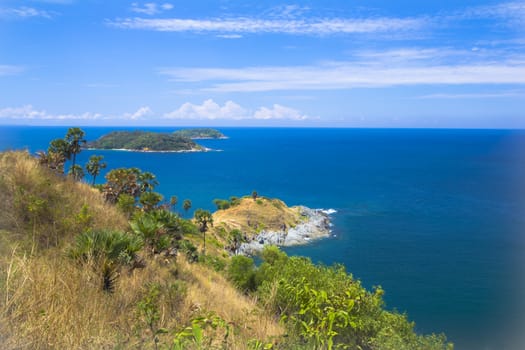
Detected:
[69,229,144,291]
[179,240,198,262]
[251,246,453,350]
[227,255,258,293]
[213,199,230,210]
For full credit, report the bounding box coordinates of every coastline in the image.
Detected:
[190,136,229,140]
[85,147,214,153]
[237,206,335,255]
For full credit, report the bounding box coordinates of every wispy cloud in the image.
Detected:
[110,16,425,35]
[0,65,25,76]
[130,2,174,16]
[216,34,243,39]
[460,1,525,22]
[31,0,74,4]
[159,59,525,92]
[163,99,311,121]
[0,7,53,19]
[416,90,525,99]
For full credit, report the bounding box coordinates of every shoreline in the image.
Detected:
[190,136,229,140]
[237,206,336,255]
[84,147,215,153]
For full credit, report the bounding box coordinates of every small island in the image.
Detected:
[212,196,334,255]
[86,130,207,152]
[173,128,227,139]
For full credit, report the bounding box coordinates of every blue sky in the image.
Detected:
[0,0,524,127]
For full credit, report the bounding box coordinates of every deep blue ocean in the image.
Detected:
[1,126,524,349]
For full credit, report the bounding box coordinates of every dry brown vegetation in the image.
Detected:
[0,151,282,349]
[213,197,304,238]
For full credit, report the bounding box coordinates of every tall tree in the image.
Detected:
[194,209,213,255]
[85,155,107,185]
[65,127,86,171]
[68,164,84,181]
[137,171,158,193]
[183,199,192,213]
[47,138,70,173]
[170,195,178,208]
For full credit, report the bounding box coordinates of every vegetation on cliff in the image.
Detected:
[87,130,203,151]
[173,128,227,139]
[0,128,453,349]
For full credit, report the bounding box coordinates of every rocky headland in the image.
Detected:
[212,197,335,255]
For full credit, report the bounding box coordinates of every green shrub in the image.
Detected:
[69,229,144,291]
[213,198,230,210]
[179,240,199,262]
[227,255,258,293]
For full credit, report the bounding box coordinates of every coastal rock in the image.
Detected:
[237,206,334,255]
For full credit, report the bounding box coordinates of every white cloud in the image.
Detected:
[0,105,102,120]
[119,106,153,120]
[163,99,310,121]
[0,105,157,122]
[0,7,53,19]
[254,104,309,120]
[0,65,24,76]
[110,16,425,35]
[159,57,525,92]
[131,2,173,16]
[216,34,243,39]
[164,99,247,120]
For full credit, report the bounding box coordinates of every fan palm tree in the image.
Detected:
[69,229,143,291]
[85,155,107,185]
[65,127,86,171]
[194,209,213,255]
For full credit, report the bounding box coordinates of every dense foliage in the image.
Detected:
[227,246,453,350]
[87,131,201,151]
[173,128,226,139]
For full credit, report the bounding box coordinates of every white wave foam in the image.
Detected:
[321,209,337,215]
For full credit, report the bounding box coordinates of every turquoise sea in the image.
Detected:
[1,126,524,349]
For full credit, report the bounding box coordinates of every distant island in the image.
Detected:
[86,130,206,152]
[173,128,227,139]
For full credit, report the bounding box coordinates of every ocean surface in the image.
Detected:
[1,126,525,349]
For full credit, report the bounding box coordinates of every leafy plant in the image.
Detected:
[172,312,230,350]
[69,229,143,291]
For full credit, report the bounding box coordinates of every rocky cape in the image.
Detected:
[211,197,335,255]
[237,206,334,255]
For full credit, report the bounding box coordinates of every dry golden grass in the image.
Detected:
[0,151,283,349]
[178,257,283,347]
[0,249,282,349]
[0,151,127,249]
[212,197,303,238]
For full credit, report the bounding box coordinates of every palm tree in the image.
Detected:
[47,138,70,173]
[129,213,173,255]
[183,199,192,213]
[137,171,158,193]
[194,209,213,255]
[68,164,84,181]
[65,127,86,171]
[85,155,107,185]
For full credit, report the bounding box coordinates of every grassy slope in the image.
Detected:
[212,197,304,237]
[0,151,281,349]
